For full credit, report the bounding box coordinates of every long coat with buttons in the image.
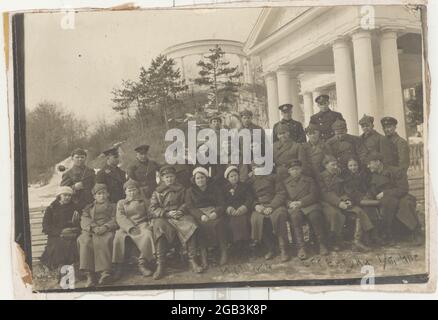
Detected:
[368,166,418,230]
[60,165,96,210]
[387,133,411,175]
[248,174,288,242]
[282,174,321,215]
[222,180,253,242]
[77,201,117,272]
[273,119,306,143]
[326,134,363,171]
[309,110,344,141]
[96,164,126,203]
[149,182,197,244]
[358,129,394,166]
[127,159,160,199]
[112,196,155,263]
[273,139,309,179]
[302,140,333,179]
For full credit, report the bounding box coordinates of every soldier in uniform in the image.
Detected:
[127,144,160,200]
[272,104,306,143]
[319,155,374,252]
[240,109,266,156]
[326,119,363,173]
[357,114,395,166]
[366,152,420,245]
[248,163,290,262]
[381,117,410,175]
[60,148,96,210]
[282,159,328,258]
[302,123,333,179]
[273,123,308,180]
[309,94,344,141]
[95,146,126,204]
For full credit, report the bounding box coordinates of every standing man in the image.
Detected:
[357,114,395,166]
[273,124,308,179]
[240,109,266,155]
[127,144,160,200]
[95,146,127,204]
[309,94,344,141]
[61,148,96,210]
[380,117,410,175]
[326,119,363,174]
[273,104,306,143]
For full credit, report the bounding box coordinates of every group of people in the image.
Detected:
[40,94,421,288]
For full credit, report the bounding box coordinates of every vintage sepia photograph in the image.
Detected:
[15,3,428,292]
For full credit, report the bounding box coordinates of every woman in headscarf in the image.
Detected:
[185,167,228,270]
[41,186,81,274]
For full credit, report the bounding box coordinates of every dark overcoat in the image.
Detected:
[127,159,160,199]
[95,164,126,203]
[273,119,306,143]
[309,110,344,141]
[60,165,96,209]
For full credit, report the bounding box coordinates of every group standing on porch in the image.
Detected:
[40,94,421,288]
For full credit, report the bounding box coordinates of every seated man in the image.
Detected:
[282,159,328,259]
[248,162,290,262]
[112,179,155,280]
[78,184,117,287]
[366,152,420,245]
[319,155,374,252]
[302,123,333,179]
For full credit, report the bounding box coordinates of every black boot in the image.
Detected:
[352,218,371,252]
[308,211,329,256]
[291,213,306,260]
[278,236,290,262]
[219,242,228,266]
[111,264,123,282]
[263,234,275,260]
[187,236,203,273]
[200,248,208,270]
[153,238,166,280]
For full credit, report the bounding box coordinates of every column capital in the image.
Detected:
[378,27,404,39]
[331,36,351,49]
[276,67,300,79]
[263,71,277,81]
[351,30,373,41]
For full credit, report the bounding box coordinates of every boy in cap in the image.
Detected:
[273,123,308,180]
[302,123,333,179]
[380,117,410,175]
[309,94,344,141]
[326,119,363,174]
[273,104,306,143]
[248,162,290,262]
[77,184,117,287]
[149,165,203,280]
[60,148,96,210]
[366,152,420,245]
[282,159,328,258]
[319,156,374,252]
[127,144,160,199]
[96,146,126,203]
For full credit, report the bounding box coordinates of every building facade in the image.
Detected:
[244,6,423,138]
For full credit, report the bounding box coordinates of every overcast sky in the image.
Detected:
[24,8,261,124]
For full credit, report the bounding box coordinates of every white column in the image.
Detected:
[380,30,407,138]
[312,90,321,114]
[179,56,186,80]
[303,92,314,127]
[290,75,304,123]
[265,73,280,128]
[333,39,359,135]
[276,69,305,123]
[352,31,380,124]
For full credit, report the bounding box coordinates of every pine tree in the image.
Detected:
[194,45,242,112]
